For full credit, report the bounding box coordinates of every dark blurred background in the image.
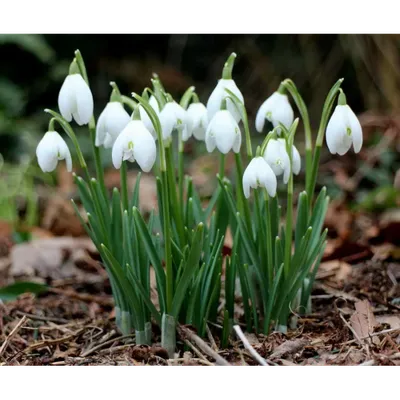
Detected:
[0,34,399,219]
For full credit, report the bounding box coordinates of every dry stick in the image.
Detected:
[341,327,400,346]
[339,313,371,358]
[205,324,218,352]
[81,334,136,357]
[0,316,27,357]
[182,339,215,366]
[178,325,231,366]
[233,325,268,366]
[15,311,68,324]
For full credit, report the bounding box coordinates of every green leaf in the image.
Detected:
[171,223,204,317]
[295,191,309,249]
[0,281,47,302]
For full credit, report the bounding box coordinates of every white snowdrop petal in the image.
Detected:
[112,129,129,169]
[257,158,277,197]
[149,96,160,114]
[291,144,301,175]
[255,99,269,133]
[95,108,107,147]
[346,105,363,153]
[132,128,157,172]
[326,106,347,155]
[36,131,71,173]
[58,76,74,122]
[74,75,94,126]
[242,161,258,199]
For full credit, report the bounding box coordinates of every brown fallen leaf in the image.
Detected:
[10,237,100,282]
[269,338,309,360]
[349,300,380,345]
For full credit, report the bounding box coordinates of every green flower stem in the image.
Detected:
[284,166,294,279]
[306,78,343,201]
[281,79,312,189]
[179,86,196,109]
[264,192,274,287]
[166,145,185,247]
[121,95,137,111]
[120,161,129,212]
[234,153,252,235]
[219,153,226,179]
[178,131,185,210]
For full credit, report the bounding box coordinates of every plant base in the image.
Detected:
[161,313,176,359]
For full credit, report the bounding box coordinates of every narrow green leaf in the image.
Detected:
[0,282,48,302]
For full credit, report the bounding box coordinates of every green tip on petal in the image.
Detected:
[109,82,122,102]
[69,59,80,75]
[338,89,347,106]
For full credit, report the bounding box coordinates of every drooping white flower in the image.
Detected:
[205,110,241,154]
[263,138,301,184]
[111,120,156,172]
[207,79,244,123]
[243,157,277,198]
[326,104,362,155]
[139,95,160,137]
[186,102,208,141]
[36,131,72,173]
[58,74,94,126]
[255,92,294,133]
[95,102,130,148]
[158,101,191,143]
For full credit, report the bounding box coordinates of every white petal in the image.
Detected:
[131,122,157,172]
[255,98,269,133]
[139,105,156,135]
[270,94,294,130]
[326,105,348,155]
[187,103,208,141]
[207,79,244,123]
[36,131,71,173]
[95,106,107,147]
[256,157,277,197]
[149,95,160,114]
[242,160,258,198]
[112,127,132,169]
[159,108,175,142]
[205,120,217,153]
[210,110,239,154]
[346,105,363,153]
[58,76,74,122]
[72,74,94,126]
[291,144,301,175]
[264,139,285,176]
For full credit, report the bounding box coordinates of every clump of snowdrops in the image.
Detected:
[36,50,363,357]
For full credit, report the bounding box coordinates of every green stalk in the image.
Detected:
[284,165,293,278]
[120,161,129,212]
[234,153,252,235]
[178,131,185,209]
[161,313,176,358]
[281,80,312,189]
[264,192,274,288]
[165,145,185,247]
[219,153,226,179]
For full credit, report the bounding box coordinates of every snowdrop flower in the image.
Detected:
[112,120,156,172]
[36,131,72,173]
[139,95,160,137]
[205,110,241,154]
[159,101,190,143]
[96,102,130,148]
[263,138,301,184]
[58,72,93,126]
[326,98,362,155]
[256,92,294,133]
[186,102,208,141]
[243,157,277,198]
[207,52,244,123]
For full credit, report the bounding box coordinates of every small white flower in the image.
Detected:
[326,104,362,155]
[207,79,244,123]
[255,92,294,133]
[205,110,241,154]
[263,138,301,184]
[96,102,130,148]
[112,120,156,172]
[186,102,208,141]
[58,74,94,126]
[36,131,72,173]
[139,96,160,137]
[243,157,277,198]
[159,101,190,143]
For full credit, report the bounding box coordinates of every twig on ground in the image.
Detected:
[0,316,27,357]
[339,312,371,358]
[205,324,218,352]
[181,339,215,366]
[81,333,135,357]
[233,324,268,366]
[15,311,68,324]
[178,325,231,366]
